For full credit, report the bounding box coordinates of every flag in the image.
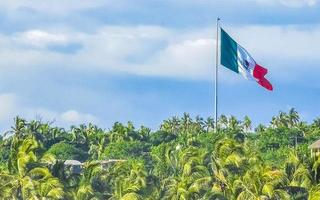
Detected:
[220,28,273,91]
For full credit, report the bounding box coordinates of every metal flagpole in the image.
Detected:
[215,17,220,132]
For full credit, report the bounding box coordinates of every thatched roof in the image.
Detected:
[309,139,320,149]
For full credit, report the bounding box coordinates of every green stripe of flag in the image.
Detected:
[220,28,239,73]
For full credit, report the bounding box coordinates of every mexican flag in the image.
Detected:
[220,28,273,91]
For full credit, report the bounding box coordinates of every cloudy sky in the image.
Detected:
[0,0,319,131]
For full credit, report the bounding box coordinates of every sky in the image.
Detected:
[0,0,320,132]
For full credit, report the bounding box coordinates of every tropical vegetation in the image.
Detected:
[1,108,320,199]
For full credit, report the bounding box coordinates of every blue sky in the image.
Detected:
[0,0,320,131]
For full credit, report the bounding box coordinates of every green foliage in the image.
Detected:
[0,140,10,165]
[149,131,176,146]
[103,141,149,159]
[47,142,88,161]
[1,110,320,199]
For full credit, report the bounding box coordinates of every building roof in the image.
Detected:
[64,160,83,166]
[99,159,127,164]
[309,139,320,149]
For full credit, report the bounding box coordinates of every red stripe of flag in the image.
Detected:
[253,64,273,91]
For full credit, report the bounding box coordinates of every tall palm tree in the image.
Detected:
[160,146,211,200]
[255,124,266,133]
[270,112,290,129]
[171,116,181,135]
[89,135,106,160]
[109,122,139,143]
[138,126,151,141]
[181,113,192,133]
[284,149,312,198]
[279,111,289,128]
[195,115,205,133]
[160,119,175,134]
[109,122,129,143]
[204,117,215,133]
[218,115,228,129]
[233,167,290,200]
[108,160,146,200]
[66,161,106,200]
[288,108,300,128]
[270,116,278,129]
[6,117,27,139]
[243,116,252,132]
[296,121,309,137]
[213,138,248,173]
[0,137,64,199]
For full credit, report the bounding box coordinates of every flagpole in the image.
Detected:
[215,17,220,132]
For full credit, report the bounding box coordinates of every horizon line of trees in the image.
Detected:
[0,108,320,199]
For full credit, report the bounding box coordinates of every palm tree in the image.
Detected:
[255,124,266,133]
[109,122,128,143]
[108,160,146,200]
[309,185,320,200]
[213,138,248,172]
[204,117,215,133]
[89,135,106,160]
[312,156,320,182]
[195,115,205,133]
[288,108,300,128]
[181,113,192,133]
[270,116,278,129]
[311,118,320,130]
[171,116,181,135]
[243,116,252,132]
[0,137,64,199]
[210,157,231,197]
[296,121,309,137]
[233,167,290,200]
[6,117,27,139]
[109,122,139,143]
[279,111,289,128]
[138,126,151,141]
[284,149,311,199]
[270,112,290,129]
[160,117,180,134]
[66,161,106,200]
[160,147,211,199]
[210,138,269,199]
[218,115,228,129]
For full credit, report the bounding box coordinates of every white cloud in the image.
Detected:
[160,0,319,8]
[61,110,98,124]
[24,108,100,126]
[30,109,99,126]
[0,26,217,80]
[0,0,118,14]
[1,25,320,83]
[135,38,215,79]
[225,25,320,80]
[254,0,318,7]
[0,93,100,132]
[13,30,69,48]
